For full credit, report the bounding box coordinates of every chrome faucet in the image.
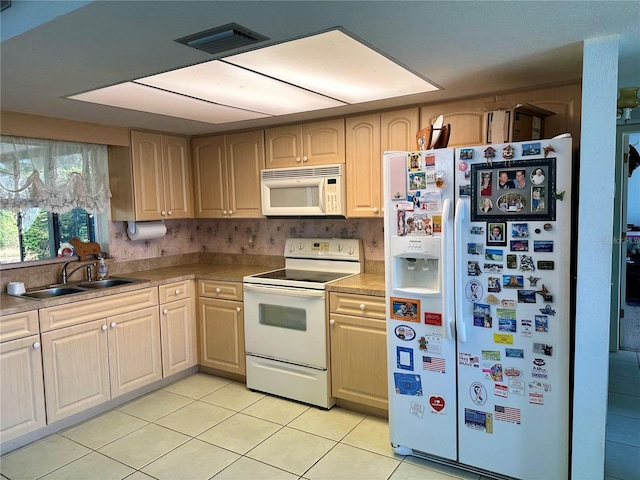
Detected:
[61,261,96,284]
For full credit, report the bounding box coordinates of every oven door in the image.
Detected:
[243,283,327,369]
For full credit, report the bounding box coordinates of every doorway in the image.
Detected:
[611,127,640,351]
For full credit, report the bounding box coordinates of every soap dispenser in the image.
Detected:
[98,256,108,280]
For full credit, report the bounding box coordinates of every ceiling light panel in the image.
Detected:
[135,60,346,115]
[225,29,439,104]
[69,82,270,124]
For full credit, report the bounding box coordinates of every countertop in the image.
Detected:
[0,264,385,316]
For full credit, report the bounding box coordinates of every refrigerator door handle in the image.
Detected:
[454,197,468,343]
[443,197,454,340]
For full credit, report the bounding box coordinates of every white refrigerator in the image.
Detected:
[384,137,573,479]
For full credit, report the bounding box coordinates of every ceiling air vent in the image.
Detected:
[175,23,268,55]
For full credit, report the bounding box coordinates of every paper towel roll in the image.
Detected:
[127,221,166,241]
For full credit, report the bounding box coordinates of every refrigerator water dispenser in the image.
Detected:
[391,236,442,295]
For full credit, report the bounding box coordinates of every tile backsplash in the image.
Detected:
[109,217,385,264]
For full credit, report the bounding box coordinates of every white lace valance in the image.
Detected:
[0,136,112,214]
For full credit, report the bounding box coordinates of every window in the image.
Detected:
[0,207,95,264]
[0,136,110,266]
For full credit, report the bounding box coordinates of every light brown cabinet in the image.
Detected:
[159,280,197,377]
[265,118,345,168]
[329,292,388,410]
[108,130,193,221]
[192,130,264,218]
[345,108,418,218]
[0,311,46,443]
[39,288,161,423]
[197,280,245,376]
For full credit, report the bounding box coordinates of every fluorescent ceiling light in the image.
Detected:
[136,61,346,115]
[68,28,439,125]
[226,30,438,104]
[69,82,269,124]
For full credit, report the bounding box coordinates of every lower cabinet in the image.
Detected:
[159,280,197,377]
[0,330,47,442]
[39,287,161,423]
[42,306,162,423]
[329,292,388,410]
[197,280,245,376]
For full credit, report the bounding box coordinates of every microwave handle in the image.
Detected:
[319,180,326,213]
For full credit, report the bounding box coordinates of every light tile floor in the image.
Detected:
[606,350,640,480]
[1,361,638,480]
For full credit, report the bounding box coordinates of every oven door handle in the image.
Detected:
[243,283,326,298]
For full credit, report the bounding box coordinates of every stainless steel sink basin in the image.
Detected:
[76,278,142,289]
[20,286,87,300]
[11,277,147,300]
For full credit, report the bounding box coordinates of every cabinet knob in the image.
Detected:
[373,207,379,213]
[163,308,169,315]
[167,210,172,216]
[32,341,40,349]
[161,210,167,216]
[101,325,108,331]
[295,156,301,163]
[175,289,180,295]
[329,319,335,325]
[359,303,365,310]
[223,210,228,215]
[216,287,221,293]
[228,210,233,215]
[302,156,308,163]
[110,322,117,328]
[236,307,241,312]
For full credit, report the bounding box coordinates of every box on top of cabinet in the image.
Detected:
[486,102,555,144]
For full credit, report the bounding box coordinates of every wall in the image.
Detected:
[109,217,385,266]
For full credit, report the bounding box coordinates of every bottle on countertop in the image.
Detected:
[98,256,108,280]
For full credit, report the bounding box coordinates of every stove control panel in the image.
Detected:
[284,238,362,261]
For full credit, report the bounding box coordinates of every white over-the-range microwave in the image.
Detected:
[260,164,345,217]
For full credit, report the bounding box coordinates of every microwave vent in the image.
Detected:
[261,164,343,180]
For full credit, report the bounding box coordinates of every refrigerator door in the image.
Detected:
[384,149,458,460]
[454,138,572,479]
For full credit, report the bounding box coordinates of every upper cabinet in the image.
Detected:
[192,130,264,218]
[495,83,582,144]
[420,97,494,148]
[265,118,345,168]
[345,108,418,218]
[108,130,193,221]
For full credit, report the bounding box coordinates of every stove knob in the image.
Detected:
[288,244,295,253]
[298,242,304,250]
[347,247,354,255]
[337,244,343,252]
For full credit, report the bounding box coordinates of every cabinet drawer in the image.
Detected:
[159,280,191,303]
[198,280,242,301]
[329,292,386,320]
[40,287,159,332]
[0,310,39,343]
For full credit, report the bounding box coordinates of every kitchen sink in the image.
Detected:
[19,286,88,300]
[76,278,143,289]
[11,277,147,300]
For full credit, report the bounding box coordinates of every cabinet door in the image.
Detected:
[329,313,388,410]
[160,298,197,377]
[108,306,162,398]
[42,319,110,423]
[495,83,582,144]
[198,298,245,375]
[265,125,302,168]
[381,108,419,152]
[131,130,165,221]
[420,97,493,148]
[162,135,193,219]
[303,118,345,165]
[192,135,228,218]
[346,113,382,218]
[226,130,265,218]
[0,335,46,442]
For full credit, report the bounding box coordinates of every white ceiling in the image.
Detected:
[1,0,639,136]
